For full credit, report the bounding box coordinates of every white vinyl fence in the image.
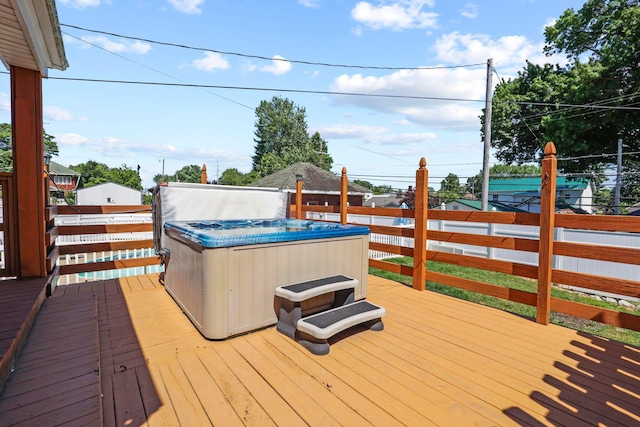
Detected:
[55,213,162,285]
[307,212,640,301]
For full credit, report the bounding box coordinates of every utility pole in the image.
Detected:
[481,58,493,211]
[614,138,622,215]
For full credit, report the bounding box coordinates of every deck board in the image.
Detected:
[1,273,639,426]
[0,292,101,427]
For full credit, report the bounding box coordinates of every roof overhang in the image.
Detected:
[0,0,68,76]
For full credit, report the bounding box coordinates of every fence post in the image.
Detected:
[340,167,348,224]
[413,158,428,291]
[536,142,557,325]
[200,164,208,184]
[296,174,303,220]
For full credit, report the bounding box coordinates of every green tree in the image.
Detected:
[70,160,142,190]
[108,164,142,190]
[252,96,333,177]
[438,173,463,202]
[484,1,640,176]
[218,168,259,186]
[174,164,202,183]
[0,122,59,171]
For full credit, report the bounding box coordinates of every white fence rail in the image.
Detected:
[55,213,161,285]
[307,211,640,301]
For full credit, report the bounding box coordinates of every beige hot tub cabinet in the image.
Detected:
[164,229,369,339]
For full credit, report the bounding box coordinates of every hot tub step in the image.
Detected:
[295,301,385,355]
[275,275,358,302]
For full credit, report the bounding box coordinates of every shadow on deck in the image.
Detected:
[1,274,639,426]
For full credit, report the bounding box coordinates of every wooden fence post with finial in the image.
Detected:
[537,142,557,324]
[413,158,428,291]
[296,174,303,220]
[340,167,348,224]
[200,164,208,184]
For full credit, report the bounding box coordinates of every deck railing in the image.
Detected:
[292,143,640,333]
[46,205,157,289]
[35,142,640,333]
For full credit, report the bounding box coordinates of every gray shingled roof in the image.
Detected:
[250,162,370,194]
[49,161,80,176]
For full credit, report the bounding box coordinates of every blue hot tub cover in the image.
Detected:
[164,218,370,249]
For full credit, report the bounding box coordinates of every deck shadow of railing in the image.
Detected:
[503,331,640,426]
[94,277,162,425]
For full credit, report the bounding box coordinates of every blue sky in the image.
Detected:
[0,0,585,190]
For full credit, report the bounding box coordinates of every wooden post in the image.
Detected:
[295,175,303,220]
[340,167,348,224]
[413,158,428,291]
[200,164,207,184]
[536,142,557,324]
[11,66,46,278]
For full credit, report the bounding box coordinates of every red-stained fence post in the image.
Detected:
[340,167,348,224]
[537,142,557,324]
[413,158,428,291]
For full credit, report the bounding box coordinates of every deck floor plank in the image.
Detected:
[231,335,357,426]
[210,341,306,426]
[0,292,101,427]
[260,329,406,427]
[2,274,639,426]
[382,290,640,417]
[172,351,246,427]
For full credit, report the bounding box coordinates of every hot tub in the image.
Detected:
[163,218,370,339]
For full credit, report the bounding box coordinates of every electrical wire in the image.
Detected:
[61,31,254,111]
[60,23,486,71]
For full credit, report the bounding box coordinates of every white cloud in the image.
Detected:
[260,56,292,75]
[434,31,562,71]
[59,0,104,8]
[68,35,151,54]
[0,92,9,112]
[460,3,478,19]
[351,0,438,31]
[192,52,230,71]
[55,133,239,162]
[299,0,320,8]
[330,67,486,131]
[168,0,205,14]
[44,106,88,122]
[432,31,571,76]
[315,123,436,146]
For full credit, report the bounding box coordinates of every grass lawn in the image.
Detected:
[369,257,640,348]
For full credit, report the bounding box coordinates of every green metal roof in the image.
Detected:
[444,199,527,212]
[488,177,589,193]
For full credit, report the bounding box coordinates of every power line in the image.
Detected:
[6,73,636,111]
[61,31,254,111]
[61,23,486,71]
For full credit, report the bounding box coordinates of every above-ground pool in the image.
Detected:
[163,218,370,339]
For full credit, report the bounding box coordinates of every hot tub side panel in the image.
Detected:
[164,234,368,340]
[164,236,231,339]
[224,235,369,337]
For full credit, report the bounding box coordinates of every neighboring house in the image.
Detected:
[250,162,372,206]
[442,199,527,212]
[488,177,594,214]
[363,194,403,208]
[628,202,640,215]
[76,182,143,205]
[48,161,80,205]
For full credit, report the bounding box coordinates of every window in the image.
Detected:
[492,194,499,202]
[54,175,72,185]
[107,197,115,203]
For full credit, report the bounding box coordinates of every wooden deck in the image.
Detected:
[1,274,639,426]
